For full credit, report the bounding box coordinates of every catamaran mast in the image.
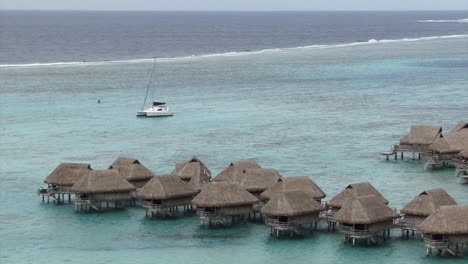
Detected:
[142,58,157,110]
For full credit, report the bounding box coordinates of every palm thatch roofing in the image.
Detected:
[418,205,468,235]
[260,176,326,201]
[171,156,211,182]
[139,175,197,200]
[238,168,281,192]
[400,125,442,145]
[71,169,136,194]
[459,148,468,159]
[450,121,468,133]
[334,195,398,225]
[192,182,258,207]
[44,163,92,186]
[186,168,211,192]
[327,182,388,209]
[400,188,457,217]
[214,159,261,182]
[109,157,155,181]
[428,129,468,154]
[261,190,324,217]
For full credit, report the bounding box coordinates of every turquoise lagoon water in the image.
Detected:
[1,37,468,263]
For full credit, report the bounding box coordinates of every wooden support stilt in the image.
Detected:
[401,152,404,160]
[418,153,421,160]
[394,152,397,160]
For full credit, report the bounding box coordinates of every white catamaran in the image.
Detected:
[137,58,173,117]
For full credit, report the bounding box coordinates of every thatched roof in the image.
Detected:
[44,163,92,186]
[109,157,155,181]
[459,148,468,159]
[400,188,457,217]
[327,182,388,209]
[450,121,468,133]
[139,175,197,200]
[334,195,398,225]
[192,182,258,207]
[214,159,261,182]
[418,205,468,235]
[171,157,211,191]
[71,169,136,193]
[260,176,326,201]
[400,125,442,145]
[238,168,281,192]
[261,190,324,217]
[428,129,468,154]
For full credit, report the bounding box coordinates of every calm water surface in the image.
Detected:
[0,11,468,264]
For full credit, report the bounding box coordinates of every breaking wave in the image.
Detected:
[418,18,468,23]
[1,34,467,69]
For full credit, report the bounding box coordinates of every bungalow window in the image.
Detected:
[354,224,367,231]
[432,234,444,240]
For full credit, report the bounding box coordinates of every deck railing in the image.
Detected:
[265,218,297,230]
[47,186,59,194]
[394,144,426,153]
[338,226,372,237]
[142,201,168,212]
[423,238,449,249]
[74,197,91,205]
[394,217,422,229]
[196,209,215,219]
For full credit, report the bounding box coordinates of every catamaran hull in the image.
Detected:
[136,110,174,117]
[145,112,174,117]
[137,105,173,117]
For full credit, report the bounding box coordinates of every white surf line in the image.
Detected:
[2,34,467,69]
[418,18,468,23]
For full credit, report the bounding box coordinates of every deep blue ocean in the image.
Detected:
[0,11,467,264]
[1,10,468,64]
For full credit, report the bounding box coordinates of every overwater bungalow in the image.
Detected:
[260,176,326,203]
[325,182,388,226]
[139,175,198,217]
[455,148,468,182]
[397,188,457,237]
[334,195,399,245]
[237,168,281,214]
[426,122,468,169]
[214,159,261,182]
[418,205,468,256]
[238,168,281,197]
[71,169,136,212]
[171,157,211,191]
[40,163,92,203]
[109,157,155,188]
[261,190,324,238]
[385,125,442,160]
[192,182,258,226]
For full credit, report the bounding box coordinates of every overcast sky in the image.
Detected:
[0,0,467,11]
